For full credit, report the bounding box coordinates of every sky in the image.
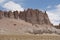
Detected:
[0,0,60,25]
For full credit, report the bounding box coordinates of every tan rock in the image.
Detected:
[0,9,52,26]
[0,10,4,19]
[13,11,18,19]
[8,11,14,18]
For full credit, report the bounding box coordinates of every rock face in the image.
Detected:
[0,9,51,25]
[19,9,51,25]
[0,10,4,19]
[8,11,14,18]
[4,11,8,17]
[1,9,60,34]
[13,11,19,19]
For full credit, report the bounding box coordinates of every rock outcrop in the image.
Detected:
[13,11,19,19]
[0,9,60,34]
[0,9,52,25]
[0,10,4,19]
[54,24,60,29]
[8,11,14,18]
[19,9,51,25]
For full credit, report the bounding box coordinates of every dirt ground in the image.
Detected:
[0,34,60,40]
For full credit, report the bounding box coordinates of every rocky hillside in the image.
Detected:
[0,9,60,35]
[0,9,52,25]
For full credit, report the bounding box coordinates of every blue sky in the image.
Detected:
[0,0,60,25]
[0,0,60,10]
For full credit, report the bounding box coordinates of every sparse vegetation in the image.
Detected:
[0,34,60,40]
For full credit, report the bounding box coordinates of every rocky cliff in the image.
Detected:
[0,9,52,25]
[0,9,60,34]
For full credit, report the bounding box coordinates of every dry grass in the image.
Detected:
[0,34,60,40]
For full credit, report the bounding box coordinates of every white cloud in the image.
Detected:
[0,0,4,3]
[3,1,24,11]
[56,4,60,8]
[47,4,60,25]
[47,5,52,9]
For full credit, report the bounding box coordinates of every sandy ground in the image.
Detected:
[0,34,60,40]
